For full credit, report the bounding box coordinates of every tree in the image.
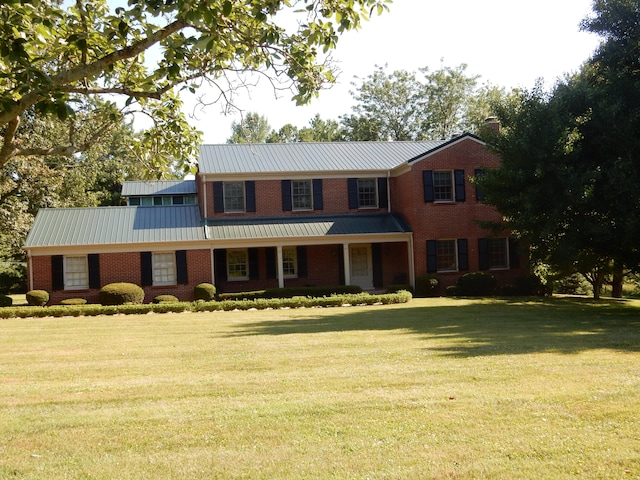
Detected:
[227,112,271,144]
[0,0,390,171]
[265,114,342,142]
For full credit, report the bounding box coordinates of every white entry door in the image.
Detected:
[349,244,373,290]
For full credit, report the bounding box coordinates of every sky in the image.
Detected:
[180,0,602,144]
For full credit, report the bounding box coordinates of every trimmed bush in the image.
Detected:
[194,282,217,301]
[26,290,49,306]
[60,298,87,306]
[153,294,179,304]
[99,282,144,305]
[0,294,12,307]
[456,272,497,296]
[445,285,458,296]
[415,275,440,297]
[386,284,414,295]
[514,274,550,296]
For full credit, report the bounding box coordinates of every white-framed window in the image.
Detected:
[487,238,509,270]
[227,249,249,281]
[64,255,88,290]
[152,252,176,286]
[292,180,313,210]
[358,178,378,208]
[224,182,245,212]
[433,170,454,202]
[436,239,458,272]
[282,246,298,278]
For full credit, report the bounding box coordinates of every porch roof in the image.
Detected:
[204,213,411,241]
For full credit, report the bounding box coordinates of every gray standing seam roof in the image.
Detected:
[25,205,205,248]
[198,141,448,175]
[121,180,197,196]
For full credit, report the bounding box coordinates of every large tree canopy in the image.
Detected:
[0,0,390,172]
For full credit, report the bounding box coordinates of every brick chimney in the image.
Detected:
[483,116,500,134]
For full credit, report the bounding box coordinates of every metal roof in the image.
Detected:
[205,213,411,241]
[198,141,448,175]
[121,180,197,196]
[25,205,205,248]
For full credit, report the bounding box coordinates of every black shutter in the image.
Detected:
[347,178,359,209]
[245,181,256,212]
[176,250,188,284]
[478,238,490,271]
[88,254,100,289]
[249,248,259,280]
[423,171,434,202]
[313,179,323,210]
[455,169,466,202]
[337,245,345,285]
[426,240,437,273]
[297,246,308,278]
[266,248,277,279]
[214,249,227,282]
[377,178,388,209]
[213,182,224,213]
[281,180,292,211]
[372,243,383,288]
[52,255,64,291]
[474,169,484,201]
[141,252,153,286]
[457,239,469,271]
[509,238,521,269]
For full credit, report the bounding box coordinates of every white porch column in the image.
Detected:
[407,237,415,289]
[210,248,216,285]
[342,243,351,285]
[276,245,285,288]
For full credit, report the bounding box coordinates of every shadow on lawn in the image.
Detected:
[229,297,640,357]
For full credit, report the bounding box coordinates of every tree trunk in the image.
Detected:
[592,272,604,300]
[611,262,624,298]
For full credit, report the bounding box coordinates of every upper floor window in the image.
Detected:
[153,252,176,286]
[347,178,387,210]
[357,178,378,208]
[292,180,313,210]
[64,255,89,290]
[423,170,466,203]
[224,182,245,212]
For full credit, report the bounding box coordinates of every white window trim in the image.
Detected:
[291,180,313,211]
[436,239,458,272]
[223,182,246,213]
[488,238,510,271]
[433,170,455,203]
[152,252,177,286]
[227,248,249,281]
[64,255,89,290]
[357,178,378,209]
[282,246,298,279]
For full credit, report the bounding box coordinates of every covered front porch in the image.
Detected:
[204,213,414,293]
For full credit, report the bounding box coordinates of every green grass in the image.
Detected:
[1,297,639,479]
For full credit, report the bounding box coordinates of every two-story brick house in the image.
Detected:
[24,133,526,304]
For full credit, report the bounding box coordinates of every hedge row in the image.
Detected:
[0,291,412,319]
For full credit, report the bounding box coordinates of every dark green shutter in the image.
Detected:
[509,238,521,269]
[88,254,100,289]
[372,243,383,288]
[474,169,484,201]
[377,178,388,208]
[245,181,256,212]
[312,179,323,210]
[214,249,227,282]
[455,169,466,202]
[478,238,490,271]
[213,182,224,213]
[297,246,308,278]
[249,248,259,280]
[141,252,152,286]
[347,178,359,209]
[426,240,437,273]
[266,248,277,279]
[423,171,434,202]
[52,255,64,291]
[337,245,345,285]
[457,239,469,271]
[281,180,292,211]
[176,250,188,284]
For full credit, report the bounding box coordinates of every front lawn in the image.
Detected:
[1,297,639,479]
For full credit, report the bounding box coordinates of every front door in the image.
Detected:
[350,244,373,290]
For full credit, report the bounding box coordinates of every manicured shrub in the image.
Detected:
[153,294,179,304]
[386,284,414,295]
[0,294,12,307]
[415,275,440,297]
[456,272,497,296]
[26,290,49,306]
[194,282,217,301]
[514,274,550,296]
[60,298,87,306]
[99,282,145,305]
[445,285,458,296]
[497,284,519,296]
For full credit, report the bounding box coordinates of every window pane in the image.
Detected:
[292,180,312,210]
[357,178,377,208]
[141,197,153,206]
[433,171,453,201]
[129,197,141,206]
[65,256,88,289]
[162,196,172,205]
[436,240,457,271]
[153,252,176,285]
[172,196,184,205]
[184,196,196,205]
[282,247,297,277]
[224,182,245,212]
[488,238,508,269]
[227,249,248,279]
[153,196,162,205]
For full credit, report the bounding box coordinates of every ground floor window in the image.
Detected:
[227,249,249,280]
[436,240,457,272]
[282,246,298,278]
[64,255,88,289]
[487,238,509,269]
[153,252,176,285]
